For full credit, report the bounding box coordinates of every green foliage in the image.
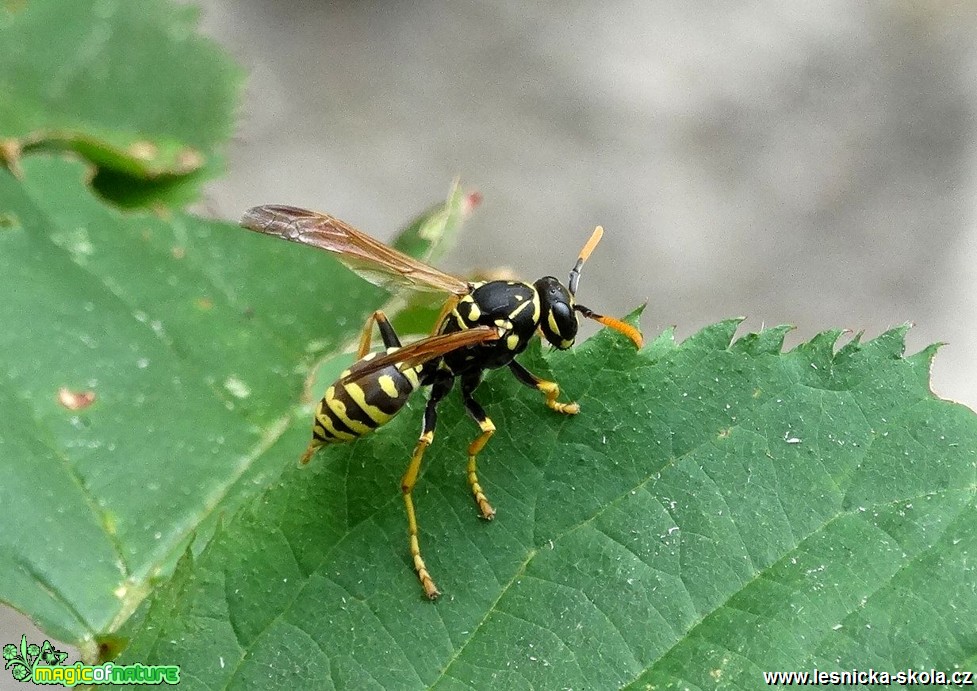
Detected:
[0,152,475,652]
[0,153,362,645]
[0,0,242,205]
[2,1,976,689]
[115,322,977,689]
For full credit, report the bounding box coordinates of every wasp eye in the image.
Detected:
[550,301,572,325]
[534,276,577,349]
[544,301,577,349]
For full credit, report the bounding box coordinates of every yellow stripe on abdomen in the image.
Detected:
[314,407,359,442]
[344,382,394,425]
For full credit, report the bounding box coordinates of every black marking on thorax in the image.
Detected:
[437,280,541,375]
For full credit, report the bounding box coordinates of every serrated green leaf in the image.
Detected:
[3,3,976,686]
[0,0,241,204]
[0,154,471,653]
[115,320,977,689]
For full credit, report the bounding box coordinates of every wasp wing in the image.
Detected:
[340,326,500,385]
[241,205,471,295]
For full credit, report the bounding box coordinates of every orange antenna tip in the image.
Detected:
[578,225,604,264]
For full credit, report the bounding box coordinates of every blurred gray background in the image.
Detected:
[202,0,976,409]
[4,0,976,681]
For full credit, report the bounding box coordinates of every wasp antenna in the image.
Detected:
[568,225,604,295]
[579,225,604,263]
[574,304,644,349]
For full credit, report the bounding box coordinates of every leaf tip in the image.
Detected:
[731,324,794,355]
[863,322,912,359]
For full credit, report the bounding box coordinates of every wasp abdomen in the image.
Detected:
[311,349,422,444]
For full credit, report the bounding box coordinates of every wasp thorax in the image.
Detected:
[534,276,577,349]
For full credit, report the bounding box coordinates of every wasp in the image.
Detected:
[241,204,643,598]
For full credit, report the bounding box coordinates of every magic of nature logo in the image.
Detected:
[3,635,180,686]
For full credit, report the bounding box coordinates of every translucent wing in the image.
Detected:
[241,205,471,295]
[341,326,500,385]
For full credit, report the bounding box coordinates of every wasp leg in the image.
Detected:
[357,310,402,358]
[402,377,453,600]
[460,373,497,520]
[432,295,460,335]
[508,360,580,415]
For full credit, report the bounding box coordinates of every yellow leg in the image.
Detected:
[431,295,460,335]
[402,431,440,599]
[356,310,401,358]
[509,361,580,415]
[467,418,497,519]
[299,439,321,466]
[356,313,378,358]
[537,379,580,415]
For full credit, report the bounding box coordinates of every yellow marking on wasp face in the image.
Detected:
[326,395,374,435]
[494,319,513,329]
[378,374,400,399]
[548,311,561,337]
[345,382,392,424]
[506,334,520,350]
[467,302,481,321]
[315,410,359,441]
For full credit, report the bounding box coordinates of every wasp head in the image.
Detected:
[534,276,577,349]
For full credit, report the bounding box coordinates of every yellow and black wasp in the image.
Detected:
[241,204,643,599]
